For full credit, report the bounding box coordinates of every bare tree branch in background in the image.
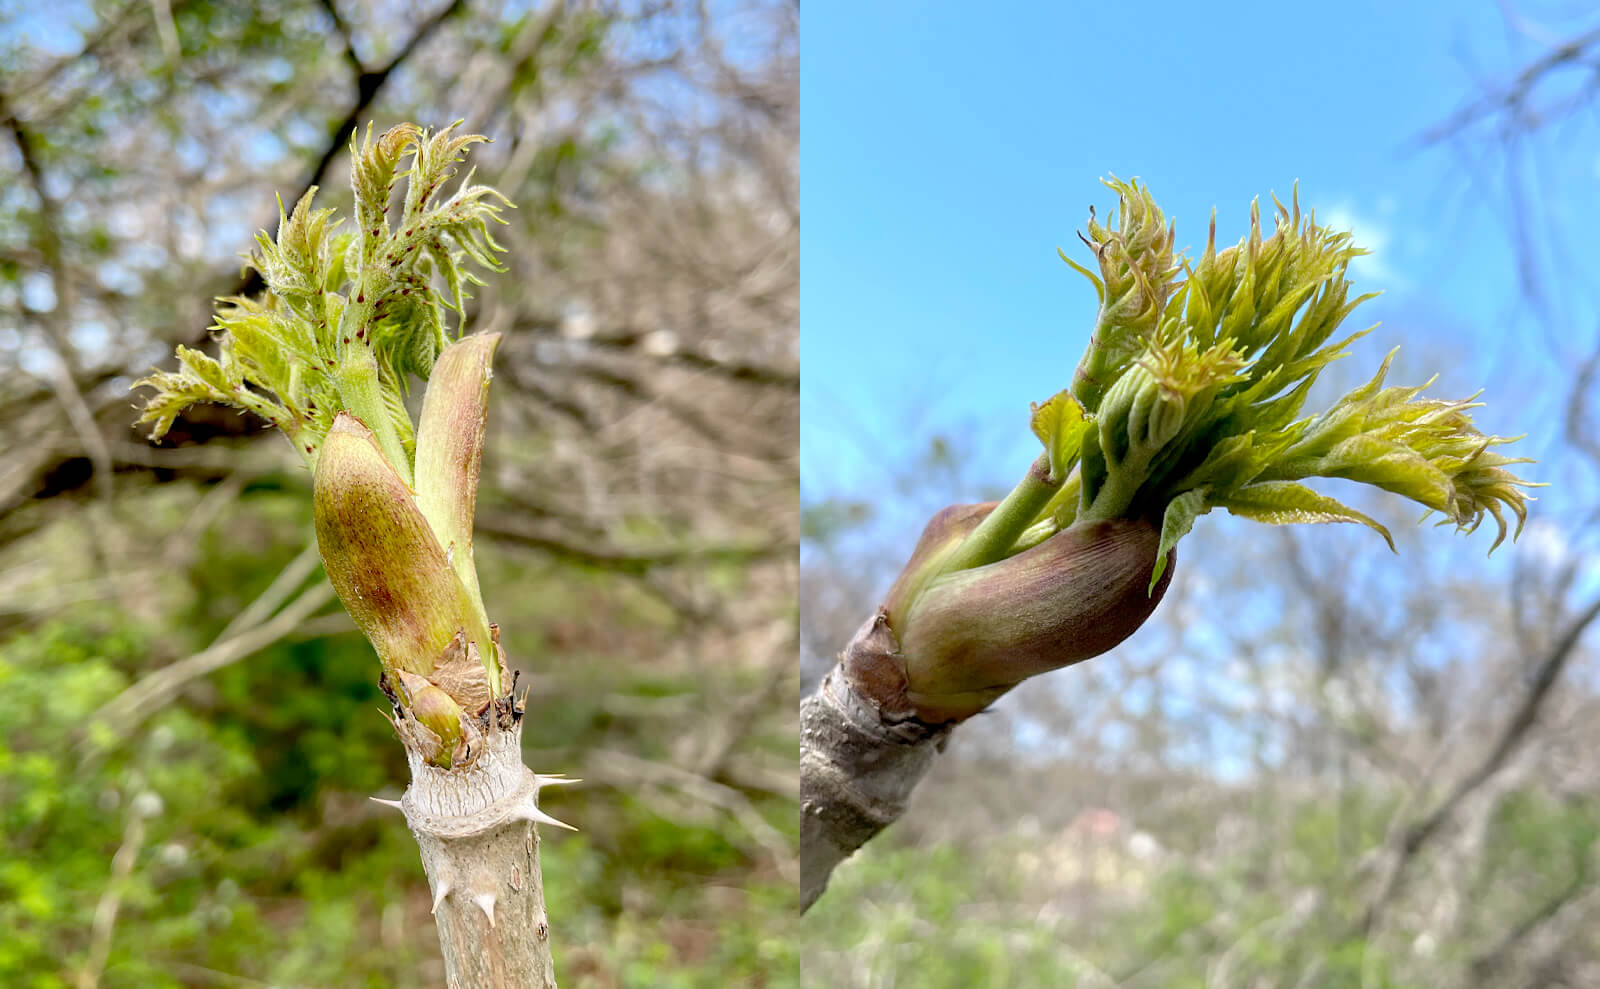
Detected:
[0,0,471,543]
[84,544,339,750]
[1359,591,1600,937]
[0,0,796,652]
[1417,7,1600,358]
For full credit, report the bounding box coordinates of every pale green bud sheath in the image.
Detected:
[313,413,480,681]
[415,333,502,687]
[409,684,466,769]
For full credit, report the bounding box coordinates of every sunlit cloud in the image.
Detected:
[1520,517,1572,568]
[1319,202,1409,291]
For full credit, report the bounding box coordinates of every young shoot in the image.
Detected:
[135,121,516,708]
[945,179,1537,593]
[135,122,512,484]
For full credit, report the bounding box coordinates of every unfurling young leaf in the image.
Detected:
[134,121,512,481]
[1006,179,1536,584]
[1152,488,1206,592]
[860,182,1539,726]
[1029,390,1088,483]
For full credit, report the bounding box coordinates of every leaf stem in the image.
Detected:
[1082,459,1146,522]
[939,454,1059,574]
[1038,465,1083,528]
[337,346,413,487]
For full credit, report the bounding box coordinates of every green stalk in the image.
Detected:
[938,454,1059,574]
[1038,466,1083,528]
[134,122,564,986]
[337,346,413,487]
[1082,456,1149,522]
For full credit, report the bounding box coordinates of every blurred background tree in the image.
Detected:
[0,1,796,986]
[801,4,1600,987]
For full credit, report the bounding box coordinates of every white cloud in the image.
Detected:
[1520,518,1572,568]
[1319,203,1408,291]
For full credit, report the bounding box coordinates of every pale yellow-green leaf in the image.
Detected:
[1029,389,1088,484]
[1214,481,1395,551]
[1151,489,1207,592]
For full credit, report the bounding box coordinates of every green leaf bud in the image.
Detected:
[409,684,465,768]
[414,333,501,688]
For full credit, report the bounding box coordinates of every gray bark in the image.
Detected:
[800,664,950,911]
[799,525,1175,911]
[383,696,574,988]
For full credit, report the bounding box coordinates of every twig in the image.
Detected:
[86,580,336,750]
[585,747,797,882]
[225,0,470,302]
[76,792,160,989]
[212,539,321,643]
[8,1,154,105]
[1359,591,1600,935]
[0,0,473,540]
[1467,859,1595,981]
[159,963,275,989]
[1563,337,1600,469]
[582,327,798,388]
[691,624,795,779]
[148,0,179,61]
[159,473,249,569]
[476,515,785,573]
[1415,23,1600,148]
[0,569,164,616]
[3,97,116,514]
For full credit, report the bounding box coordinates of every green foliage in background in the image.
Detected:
[0,619,435,988]
[804,788,1598,988]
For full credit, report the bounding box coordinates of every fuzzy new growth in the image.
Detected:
[136,121,517,700]
[1034,179,1539,589]
[862,181,1540,725]
[135,121,511,477]
[802,182,1544,910]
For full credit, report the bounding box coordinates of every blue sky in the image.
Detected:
[801,1,1600,522]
